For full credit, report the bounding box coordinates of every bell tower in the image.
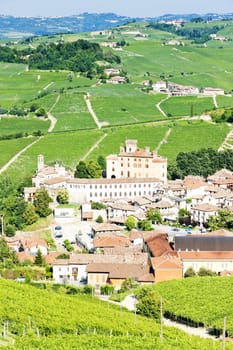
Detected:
[37,154,44,171]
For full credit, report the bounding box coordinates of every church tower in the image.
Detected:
[37,154,44,171]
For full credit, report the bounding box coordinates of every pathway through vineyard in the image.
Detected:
[98,294,218,341]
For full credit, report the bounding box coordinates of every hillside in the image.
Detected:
[1,12,233,40]
[0,279,232,349]
[0,20,233,186]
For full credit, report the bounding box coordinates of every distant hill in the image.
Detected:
[1,12,233,39]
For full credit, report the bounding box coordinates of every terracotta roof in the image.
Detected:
[108,203,138,211]
[20,238,48,249]
[129,230,143,240]
[93,236,130,248]
[17,252,34,262]
[145,234,174,257]
[192,203,218,212]
[137,273,155,282]
[184,176,206,189]
[153,200,173,209]
[43,177,67,185]
[151,255,182,269]
[92,223,121,233]
[86,263,150,280]
[179,251,233,260]
[67,178,162,185]
[206,229,233,236]
[208,169,233,180]
[53,252,148,266]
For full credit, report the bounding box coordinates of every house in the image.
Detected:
[104,68,120,77]
[106,139,167,182]
[24,154,73,202]
[6,236,48,256]
[81,203,94,221]
[191,203,218,225]
[92,223,122,237]
[93,235,130,250]
[107,76,126,84]
[52,252,149,284]
[144,233,174,257]
[168,83,199,96]
[165,40,183,46]
[151,255,183,283]
[86,263,151,288]
[152,81,168,92]
[106,201,144,220]
[148,199,178,222]
[201,87,225,96]
[180,251,233,276]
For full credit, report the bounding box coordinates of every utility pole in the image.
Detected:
[0,216,4,236]
[222,316,226,350]
[160,296,163,339]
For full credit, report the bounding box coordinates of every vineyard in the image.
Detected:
[0,279,232,349]
[154,276,233,337]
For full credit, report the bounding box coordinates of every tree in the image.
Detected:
[136,287,161,320]
[57,189,69,204]
[97,155,106,170]
[74,161,89,178]
[184,267,196,278]
[74,160,102,179]
[125,216,137,231]
[146,208,162,224]
[0,237,18,266]
[138,220,153,231]
[23,202,39,225]
[87,160,102,178]
[35,107,47,118]
[34,188,52,217]
[178,208,191,225]
[198,267,217,277]
[34,249,44,266]
[96,215,103,223]
[208,209,233,231]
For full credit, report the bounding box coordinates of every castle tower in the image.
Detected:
[37,154,44,171]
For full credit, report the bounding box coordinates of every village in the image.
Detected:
[4,139,233,291]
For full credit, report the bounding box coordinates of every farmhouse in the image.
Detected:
[201,87,225,96]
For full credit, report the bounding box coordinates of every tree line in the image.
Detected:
[168,148,233,179]
[0,39,121,75]
[147,23,223,44]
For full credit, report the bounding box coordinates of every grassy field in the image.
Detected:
[160,96,214,117]
[159,120,229,161]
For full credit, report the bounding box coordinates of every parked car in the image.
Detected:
[54,225,63,238]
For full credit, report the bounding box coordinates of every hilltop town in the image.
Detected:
[5,139,229,289]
